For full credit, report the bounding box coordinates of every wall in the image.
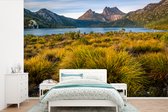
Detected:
[0,0,23,110]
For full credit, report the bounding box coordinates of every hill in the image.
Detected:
[24,8,78,28]
[126,0,168,29]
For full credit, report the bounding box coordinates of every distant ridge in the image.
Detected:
[24,0,168,30]
[126,0,168,29]
[24,8,107,28]
[24,8,135,28]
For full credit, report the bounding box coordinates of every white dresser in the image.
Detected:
[5,73,28,108]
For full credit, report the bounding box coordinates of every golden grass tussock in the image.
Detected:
[138,52,168,80]
[59,46,145,96]
[24,32,168,96]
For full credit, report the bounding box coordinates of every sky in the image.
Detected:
[24,0,161,19]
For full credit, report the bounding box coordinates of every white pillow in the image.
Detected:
[61,73,83,81]
[84,75,101,81]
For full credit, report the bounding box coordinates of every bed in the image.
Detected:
[40,69,125,112]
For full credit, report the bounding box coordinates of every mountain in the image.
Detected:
[146,16,168,30]
[24,8,46,28]
[102,7,125,21]
[24,8,77,28]
[78,7,125,22]
[35,8,77,27]
[126,0,168,29]
[24,8,111,28]
[78,9,106,21]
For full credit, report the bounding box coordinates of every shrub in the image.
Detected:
[79,37,90,45]
[24,48,65,96]
[24,32,168,97]
[138,53,168,96]
[92,42,111,47]
[66,31,80,40]
[160,32,168,43]
[41,48,65,62]
[53,34,64,41]
[138,53,168,80]
[126,39,164,54]
[60,46,145,96]
[24,56,52,96]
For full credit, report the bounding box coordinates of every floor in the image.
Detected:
[1,99,38,112]
[129,98,168,112]
[1,98,168,112]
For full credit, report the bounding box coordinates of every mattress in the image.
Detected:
[40,79,125,110]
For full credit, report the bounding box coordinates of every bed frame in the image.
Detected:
[48,69,119,112]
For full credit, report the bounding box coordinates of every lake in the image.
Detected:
[24,27,164,36]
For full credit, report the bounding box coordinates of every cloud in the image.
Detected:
[25,0,88,12]
[24,0,161,18]
[61,12,84,19]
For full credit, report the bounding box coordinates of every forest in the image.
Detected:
[24,31,168,97]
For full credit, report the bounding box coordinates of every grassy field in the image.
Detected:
[24,31,168,97]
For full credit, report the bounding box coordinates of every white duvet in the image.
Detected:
[41,79,125,111]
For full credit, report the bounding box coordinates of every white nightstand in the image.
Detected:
[110,83,127,101]
[39,82,57,98]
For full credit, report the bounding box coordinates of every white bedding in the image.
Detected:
[41,79,125,110]
[59,79,106,84]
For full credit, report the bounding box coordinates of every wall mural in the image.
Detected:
[24,0,168,97]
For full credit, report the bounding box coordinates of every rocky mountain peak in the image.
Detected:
[84,9,95,15]
[37,8,51,13]
[39,8,48,11]
[24,8,31,13]
[102,7,125,16]
[78,6,125,22]
[35,8,63,23]
[104,6,118,11]
[78,9,105,21]
[87,9,94,13]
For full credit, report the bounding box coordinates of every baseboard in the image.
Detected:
[0,104,7,111]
